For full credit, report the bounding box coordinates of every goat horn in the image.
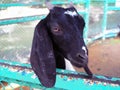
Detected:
[45,2,54,10]
[68,1,74,7]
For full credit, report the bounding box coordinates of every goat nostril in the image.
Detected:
[76,53,83,58]
[76,53,88,63]
[77,54,80,58]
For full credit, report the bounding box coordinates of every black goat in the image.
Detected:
[30,6,93,88]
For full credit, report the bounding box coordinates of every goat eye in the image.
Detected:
[53,27,61,32]
[51,26,63,35]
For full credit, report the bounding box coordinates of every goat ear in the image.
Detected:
[68,2,74,8]
[75,15,85,36]
[30,19,56,88]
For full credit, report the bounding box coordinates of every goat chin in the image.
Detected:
[65,59,76,71]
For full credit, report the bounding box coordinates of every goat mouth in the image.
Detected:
[67,54,88,67]
[67,54,93,78]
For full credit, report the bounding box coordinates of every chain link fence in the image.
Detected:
[0,22,36,63]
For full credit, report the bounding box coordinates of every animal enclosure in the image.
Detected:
[0,0,120,90]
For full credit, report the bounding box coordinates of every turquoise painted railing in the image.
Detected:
[0,15,45,26]
[0,59,120,90]
[0,0,87,7]
[102,0,120,40]
[88,0,120,43]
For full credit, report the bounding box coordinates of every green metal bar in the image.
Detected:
[78,11,87,15]
[0,60,120,89]
[84,0,90,43]
[0,59,31,68]
[90,0,116,3]
[0,2,42,7]
[0,2,65,7]
[0,11,87,26]
[102,0,108,40]
[108,6,120,10]
[101,0,120,41]
[0,15,46,26]
[0,0,88,26]
[49,0,86,5]
[87,29,119,44]
[0,0,86,8]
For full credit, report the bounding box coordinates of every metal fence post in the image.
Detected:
[84,0,90,44]
[102,0,108,40]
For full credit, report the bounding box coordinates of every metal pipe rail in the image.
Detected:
[0,15,45,26]
[102,0,120,40]
[0,0,87,8]
[0,60,120,90]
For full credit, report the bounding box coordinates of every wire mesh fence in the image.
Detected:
[0,22,36,63]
